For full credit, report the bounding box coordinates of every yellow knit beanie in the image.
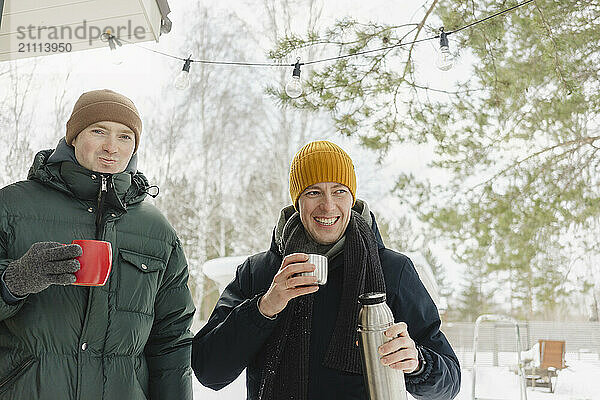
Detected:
[289,140,356,209]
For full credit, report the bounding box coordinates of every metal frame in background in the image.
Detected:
[471,314,528,400]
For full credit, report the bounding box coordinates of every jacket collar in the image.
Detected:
[270,199,385,254]
[59,161,131,209]
[47,138,138,173]
[28,149,149,208]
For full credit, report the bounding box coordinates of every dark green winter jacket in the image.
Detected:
[0,150,195,400]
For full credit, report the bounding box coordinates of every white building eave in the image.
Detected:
[0,0,172,62]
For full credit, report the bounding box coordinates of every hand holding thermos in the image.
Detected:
[359,293,421,400]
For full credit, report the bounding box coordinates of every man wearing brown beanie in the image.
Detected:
[192,141,460,400]
[0,89,194,400]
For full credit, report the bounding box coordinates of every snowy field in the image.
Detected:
[192,353,600,400]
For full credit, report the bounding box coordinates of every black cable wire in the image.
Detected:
[447,0,535,35]
[302,36,436,66]
[118,37,291,66]
[121,39,183,61]
[108,0,535,68]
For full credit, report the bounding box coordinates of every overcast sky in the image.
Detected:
[2,0,479,285]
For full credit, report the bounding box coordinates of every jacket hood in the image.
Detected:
[270,199,385,254]
[28,148,151,207]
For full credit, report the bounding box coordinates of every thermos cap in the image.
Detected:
[358,292,386,305]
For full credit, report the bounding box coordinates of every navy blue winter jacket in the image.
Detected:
[192,210,460,399]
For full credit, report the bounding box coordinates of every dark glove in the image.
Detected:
[4,242,82,297]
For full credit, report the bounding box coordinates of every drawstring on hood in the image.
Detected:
[144,185,160,198]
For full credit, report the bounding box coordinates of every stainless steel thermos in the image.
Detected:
[358,292,408,400]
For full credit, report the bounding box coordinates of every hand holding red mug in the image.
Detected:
[3,241,82,296]
[71,239,112,286]
[3,240,113,297]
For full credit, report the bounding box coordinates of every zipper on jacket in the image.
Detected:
[95,175,109,239]
[0,357,35,392]
[101,174,108,192]
[80,174,110,398]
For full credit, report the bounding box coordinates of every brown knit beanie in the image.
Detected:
[66,89,142,153]
[289,140,357,209]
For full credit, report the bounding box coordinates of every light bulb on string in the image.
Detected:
[285,58,303,98]
[174,56,192,90]
[436,28,453,71]
[102,29,123,65]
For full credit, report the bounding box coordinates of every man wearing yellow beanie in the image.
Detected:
[193,140,460,399]
[0,89,194,400]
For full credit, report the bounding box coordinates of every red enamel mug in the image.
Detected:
[70,240,113,286]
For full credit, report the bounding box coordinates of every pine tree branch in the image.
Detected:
[401,0,439,82]
[407,82,487,94]
[533,1,573,94]
[470,135,600,192]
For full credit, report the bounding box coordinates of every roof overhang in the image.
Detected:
[156,0,171,33]
[0,1,5,31]
[0,0,172,62]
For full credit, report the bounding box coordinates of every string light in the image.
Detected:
[436,28,453,71]
[174,56,192,90]
[102,29,123,65]
[285,58,303,98]
[107,0,534,91]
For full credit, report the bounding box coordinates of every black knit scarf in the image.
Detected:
[257,210,386,400]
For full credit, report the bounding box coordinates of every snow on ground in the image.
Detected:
[192,355,600,399]
[457,359,600,400]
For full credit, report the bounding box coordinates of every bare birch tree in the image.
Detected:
[0,61,38,187]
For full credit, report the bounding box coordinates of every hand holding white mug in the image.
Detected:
[258,253,319,318]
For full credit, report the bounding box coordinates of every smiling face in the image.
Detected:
[71,121,135,173]
[298,182,354,245]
